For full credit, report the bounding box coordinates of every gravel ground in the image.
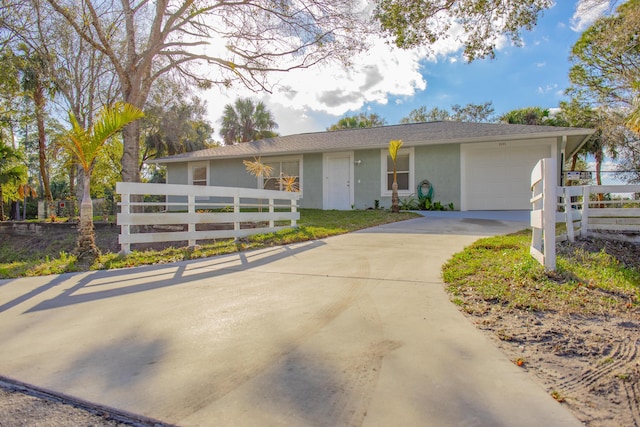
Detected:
[0,379,169,427]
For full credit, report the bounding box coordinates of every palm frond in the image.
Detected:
[388,139,403,161]
[243,157,273,179]
[279,174,300,192]
[61,102,144,172]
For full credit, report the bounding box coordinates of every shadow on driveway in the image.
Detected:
[0,240,324,315]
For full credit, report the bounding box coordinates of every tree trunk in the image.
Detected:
[391,181,399,213]
[0,186,4,221]
[121,114,141,184]
[596,150,604,206]
[69,162,76,197]
[76,171,99,260]
[122,121,144,213]
[34,83,53,203]
[76,166,84,209]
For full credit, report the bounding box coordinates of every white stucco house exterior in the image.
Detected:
[150,121,594,211]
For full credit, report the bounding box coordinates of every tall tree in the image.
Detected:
[499,107,550,125]
[59,102,144,260]
[400,102,495,123]
[567,0,639,113]
[142,97,214,162]
[451,102,495,123]
[16,44,55,204]
[41,0,366,184]
[400,106,451,123]
[0,143,26,220]
[375,0,554,60]
[567,0,639,183]
[0,50,22,150]
[219,98,278,145]
[327,112,387,130]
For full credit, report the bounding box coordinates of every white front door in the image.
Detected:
[324,153,353,210]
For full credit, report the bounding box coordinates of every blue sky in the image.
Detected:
[203,1,619,136]
[367,2,586,126]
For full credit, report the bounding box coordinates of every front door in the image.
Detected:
[325,154,352,210]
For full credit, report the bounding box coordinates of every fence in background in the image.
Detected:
[530,158,640,271]
[116,182,300,254]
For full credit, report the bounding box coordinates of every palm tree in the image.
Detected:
[59,102,144,260]
[219,98,278,145]
[499,107,549,125]
[327,112,387,130]
[18,44,56,206]
[0,144,26,221]
[389,139,403,213]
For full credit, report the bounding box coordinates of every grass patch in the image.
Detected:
[0,209,419,278]
[443,229,640,315]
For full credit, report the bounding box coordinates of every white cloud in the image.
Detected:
[537,84,559,94]
[570,0,611,31]
[204,34,443,135]
[201,13,508,136]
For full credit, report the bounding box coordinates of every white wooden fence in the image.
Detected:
[116,182,301,254]
[530,158,640,270]
[530,158,557,270]
[558,185,640,243]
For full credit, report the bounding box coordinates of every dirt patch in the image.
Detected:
[457,238,640,427]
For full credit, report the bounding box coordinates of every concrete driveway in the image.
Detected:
[0,214,581,426]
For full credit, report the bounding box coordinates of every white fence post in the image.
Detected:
[562,187,575,242]
[234,195,240,235]
[188,194,196,247]
[291,199,298,227]
[269,198,275,228]
[530,158,556,270]
[581,186,590,239]
[120,192,131,254]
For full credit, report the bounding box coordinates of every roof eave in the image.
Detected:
[147,128,596,165]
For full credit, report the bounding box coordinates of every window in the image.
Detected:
[189,162,208,186]
[381,148,414,196]
[260,156,302,192]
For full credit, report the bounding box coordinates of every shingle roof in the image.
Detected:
[150,121,594,164]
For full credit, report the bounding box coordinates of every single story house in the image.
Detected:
[150,121,594,211]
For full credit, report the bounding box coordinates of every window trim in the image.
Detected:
[255,155,303,194]
[188,161,209,186]
[380,147,414,197]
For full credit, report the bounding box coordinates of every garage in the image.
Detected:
[461,139,553,211]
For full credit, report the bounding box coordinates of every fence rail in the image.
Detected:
[558,185,640,242]
[531,158,640,270]
[116,182,301,254]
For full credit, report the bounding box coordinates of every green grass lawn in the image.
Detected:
[443,230,640,315]
[0,209,419,278]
